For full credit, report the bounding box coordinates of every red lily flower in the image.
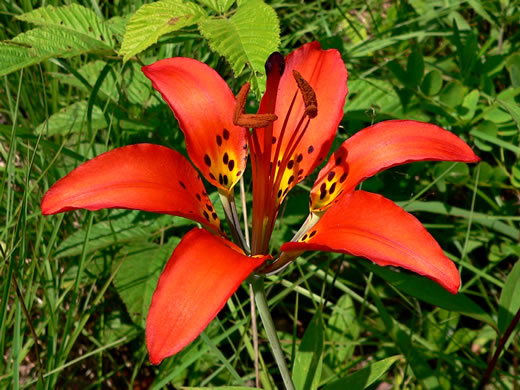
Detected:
[41,42,479,365]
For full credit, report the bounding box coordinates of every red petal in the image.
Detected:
[281,190,460,294]
[259,42,348,198]
[310,120,480,211]
[41,144,222,233]
[142,58,248,192]
[146,228,268,364]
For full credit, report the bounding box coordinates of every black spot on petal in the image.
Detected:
[339,173,348,183]
[308,145,314,154]
[327,171,335,181]
[204,154,212,167]
[335,156,342,166]
[179,181,186,189]
[223,152,229,164]
[223,128,230,140]
[329,182,336,194]
[216,135,222,146]
[228,160,235,171]
[296,153,303,163]
[287,160,294,169]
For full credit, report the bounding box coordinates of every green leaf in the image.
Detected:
[199,0,280,81]
[402,200,519,240]
[439,80,465,107]
[506,52,520,88]
[498,260,520,334]
[0,26,111,77]
[470,129,520,154]
[364,262,495,327]
[36,101,108,136]
[387,59,408,87]
[420,69,443,96]
[326,293,358,363]
[346,78,401,115]
[16,4,115,48]
[406,48,424,87]
[120,0,207,62]
[459,89,479,121]
[197,0,236,13]
[114,240,178,327]
[55,211,172,258]
[322,355,401,390]
[293,311,323,390]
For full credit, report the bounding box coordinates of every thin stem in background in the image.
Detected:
[477,306,520,390]
[249,283,260,388]
[251,276,295,390]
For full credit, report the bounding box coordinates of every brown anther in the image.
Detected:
[233,82,278,128]
[293,70,318,118]
[235,113,278,128]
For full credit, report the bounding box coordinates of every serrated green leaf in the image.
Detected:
[125,62,154,105]
[323,355,401,390]
[0,26,111,77]
[498,260,520,334]
[114,240,178,327]
[293,312,323,390]
[197,0,236,13]
[120,0,207,62]
[347,78,401,115]
[199,0,280,79]
[55,60,119,100]
[17,4,114,48]
[36,101,108,136]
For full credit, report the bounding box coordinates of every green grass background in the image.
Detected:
[0,0,519,388]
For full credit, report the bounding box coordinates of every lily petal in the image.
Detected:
[310,120,480,211]
[146,228,268,364]
[41,144,222,233]
[142,58,248,192]
[281,190,460,294]
[260,42,348,200]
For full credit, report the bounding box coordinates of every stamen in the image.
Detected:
[292,70,318,118]
[233,83,278,128]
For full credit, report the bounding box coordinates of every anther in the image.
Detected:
[293,70,318,118]
[233,83,278,128]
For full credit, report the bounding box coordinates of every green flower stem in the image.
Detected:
[251,276,295,390]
